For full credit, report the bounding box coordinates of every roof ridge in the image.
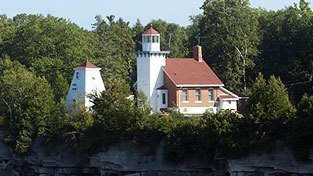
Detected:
[77,60,99,68]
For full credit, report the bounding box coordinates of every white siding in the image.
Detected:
[66,67,105,110]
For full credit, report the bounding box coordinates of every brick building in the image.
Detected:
[136,26,238,114]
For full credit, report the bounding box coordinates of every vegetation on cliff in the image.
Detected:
[0,0,311,161]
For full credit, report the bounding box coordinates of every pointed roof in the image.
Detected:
[77,60,98,68]
[143,24,160,35]
[163,58,224,86]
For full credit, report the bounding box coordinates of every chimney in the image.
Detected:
[193,45,203,62]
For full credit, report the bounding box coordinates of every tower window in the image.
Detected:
[147,36,151,42]
[183,89,188,101]
[76,72,79,80]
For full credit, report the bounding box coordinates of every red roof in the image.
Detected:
[143,27,159,35]
[163,58,224,86]
[77,61,98,68]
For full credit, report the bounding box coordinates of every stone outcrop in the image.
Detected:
[0,134,312,175]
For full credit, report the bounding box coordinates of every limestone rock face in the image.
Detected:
[228,142,313,176]
[0,135,312,175]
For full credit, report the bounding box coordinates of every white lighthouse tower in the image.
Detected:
[136,25,170,112]
[66,61,105,110]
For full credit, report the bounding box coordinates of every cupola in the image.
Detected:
[142,24,160,52]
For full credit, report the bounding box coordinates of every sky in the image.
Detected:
[0,0,311,30]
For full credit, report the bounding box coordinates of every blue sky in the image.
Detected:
[0,0,311,30]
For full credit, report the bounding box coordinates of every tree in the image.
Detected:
[63,107,94,150]
[133,19,145,52]
[246,73,296,151]
[147,20,190,58]
[256,0,313,103]
[197,0,260,91]
[0,59,55,154]
[0,15,15,44]
[89,77,135,148]
[0,14,97,100]
[92,15,136,86]
[287,94,313,160]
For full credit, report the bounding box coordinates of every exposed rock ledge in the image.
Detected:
[0,136,312,175]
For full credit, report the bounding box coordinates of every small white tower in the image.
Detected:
[136,25,170,112]
[66,61,105,110]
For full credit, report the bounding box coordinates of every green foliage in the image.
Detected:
[287,94,313,160]
[147,20,190,58]
[297,94,313,119]
[63,108,94,151]
[89,77,137,148]
[246,74,296,121]
[92,15,136,85]
[205,111,254,159]
[256,1,313,102]
[0,58,55,154]
[197,0,261,91]
[0,14,96,101]
[164,117,203,161]
[246,73,296,151]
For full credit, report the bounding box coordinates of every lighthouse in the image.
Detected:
[66,61,105,110]
[136,25,170,112]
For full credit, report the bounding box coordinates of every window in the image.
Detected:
[72,84,77,90]
[228,100,231,104]
[152,36,156,43]
[162,93,166,104]
[72,99,76,104]
[182,89,188,101]
[195,88,201,101]
[76,72,79,80]
[208,89,214,101]
[147,36,151,42]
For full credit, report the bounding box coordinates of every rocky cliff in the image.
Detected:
[0,134,312,176]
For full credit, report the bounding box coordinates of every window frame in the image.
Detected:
[195,88,201,102]
[208,88,214,101]
[182,88,188,102]
[162,92,166,105]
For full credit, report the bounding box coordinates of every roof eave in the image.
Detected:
[175,84,224,87]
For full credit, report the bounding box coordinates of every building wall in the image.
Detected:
[172,87,238,114]
[66,68,87,109]
[175,87,220,114]
[137,56,151,102]
[163,73,177,108]
[84,68,105,108]
[177,87,219,107]
[66,67,105,110]
[221,100,237,111]
[137,53,166,112]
